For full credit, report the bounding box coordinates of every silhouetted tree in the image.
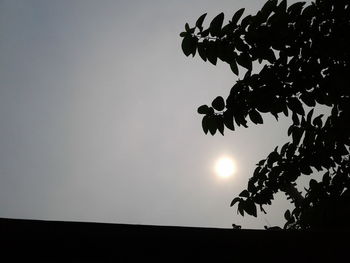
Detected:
[180,0,350,230]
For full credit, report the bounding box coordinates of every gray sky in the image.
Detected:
[0,0,311,229]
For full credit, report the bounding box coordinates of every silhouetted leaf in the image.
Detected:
[312,114,323,128]
[230,197,241,207]
[276,0,287,14]
[181,36,197,57]
[201,115,209,134]
[239,190,250,198]
[206,41,218,65]
[185,23,190,32]
[264,48,276,63]
[280,142,289,157]
[196,13,207,29]
[223,110,235,131]
[200,28,210,37]
[292,126,303,145]
[208,115,217,135]
[300,92,316,107]
[212,96,225,111]
[249,109,263,124]
[267,151,280,167]
[261,0,278,17]
[287,2,306,17]
[230,60,239,75]
[244,199,257,217]
[300,163,313,175]
[197,42,207,61]
[210,12,224,37]
[231,8,245,25]
[238,201,244,216]
[197,105,210,114]
[248,179,257,193]
[236,52,252,71]
[287,97,305,116]
[292,112,299,125]
[240,15,252,29]
[216,115,225,135]
[257,159,265,166]
[302,4,317,18]
[306,109,314,124]
[322,171,330,185]
[284,209,291,221]
[309,179,317,189]
[234,112,248,128]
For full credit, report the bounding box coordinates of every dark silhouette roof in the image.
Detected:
[0,217,347,262]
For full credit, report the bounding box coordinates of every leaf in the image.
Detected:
[181,36,197,57]
[196,13,207,29]
[236,52,252,71]
[197,42,207,62]
[280,142,289,157]
[209,12,224,37]
[234,111,248,128]
[244,199,257,217]
[231,8,245,25]
[223,110,235,131]
[263,48,276,63]
[249,109,263,124]
[248,180,257,194]
[284,209,291,221]
[212,96,225,111]
[230,60,239,75]
[201,115,209,134]
[306,109,314,124]
[292,126,304,145]
[276,0,287,14]
[208,115,217,135]
[300,92,316,107]
[238,201,245,216]
[287,97,305,116]
[300,163,313,175]
[240,15,252,29]
[216,115,224,135]
[199,28,210,38]
[185,23,190,32]
[267,151,280,167]
[309,179,317,189]
[302,4,317,19]
[239,190,250,198]
[230,197,241,207]
[257,159,265,166]
[197,105,210,114]
[287,2,306,17]
[312,114,323,128]
[292,111,299,125]
[206,41,218,65]
[261,0,278,17]
[322,171,330,185]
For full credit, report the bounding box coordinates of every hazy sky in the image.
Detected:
[0,0,312,229]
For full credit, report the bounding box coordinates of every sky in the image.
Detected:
[0,0,313,229]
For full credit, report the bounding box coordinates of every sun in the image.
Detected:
[214,157,237,178]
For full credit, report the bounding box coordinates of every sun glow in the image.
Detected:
[214,157,237,178]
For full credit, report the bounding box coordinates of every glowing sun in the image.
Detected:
[214,157,237,178]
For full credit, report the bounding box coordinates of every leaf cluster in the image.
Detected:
[181,0,350,230]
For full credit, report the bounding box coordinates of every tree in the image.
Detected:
[180,0,350,230]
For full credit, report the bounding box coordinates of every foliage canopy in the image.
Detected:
[180,0,350,230]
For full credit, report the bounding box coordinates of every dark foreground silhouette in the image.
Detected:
[0,218,347,262]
